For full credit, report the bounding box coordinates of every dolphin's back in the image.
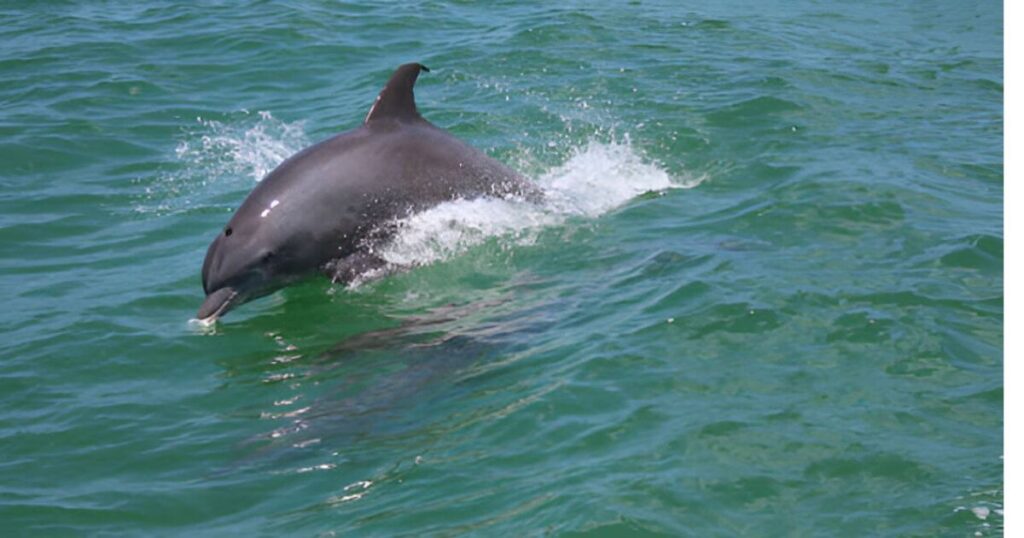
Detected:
[239,117,527,224]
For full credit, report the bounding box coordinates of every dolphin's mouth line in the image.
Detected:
[196,288,239,325]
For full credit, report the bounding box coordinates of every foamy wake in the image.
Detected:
[374,140,702,274]
[164,112,704,274]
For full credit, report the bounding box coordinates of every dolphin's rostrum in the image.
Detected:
[198,63,536,323]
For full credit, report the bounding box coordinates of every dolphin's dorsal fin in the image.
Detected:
[364,63,430,124]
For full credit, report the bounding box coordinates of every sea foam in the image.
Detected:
[375,140,690,272]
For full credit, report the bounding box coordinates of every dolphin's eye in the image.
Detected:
[262,251,275,263]
[224,227,233,237]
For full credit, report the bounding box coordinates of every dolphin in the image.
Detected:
[197,63,536,323]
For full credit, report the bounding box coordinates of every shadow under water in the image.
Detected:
[216,294,549,477]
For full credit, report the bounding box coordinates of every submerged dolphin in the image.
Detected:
[197,63,535,323]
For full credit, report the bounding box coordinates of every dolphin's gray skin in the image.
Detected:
[197,63,536,322]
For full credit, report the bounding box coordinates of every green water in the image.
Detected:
[0,2,1003,536]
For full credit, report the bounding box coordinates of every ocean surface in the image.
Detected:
[0,1,1003,536]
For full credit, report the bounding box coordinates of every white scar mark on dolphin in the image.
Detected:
[260,199,281,218]
[364,95,382,123]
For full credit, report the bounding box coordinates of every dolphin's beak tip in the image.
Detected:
[189,314,219,328]
[196,287,238,324]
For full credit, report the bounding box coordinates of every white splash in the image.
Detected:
[175,110,307,182]
[538,138,678,216]
[375,139,702,271]
[137,111,307,215]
